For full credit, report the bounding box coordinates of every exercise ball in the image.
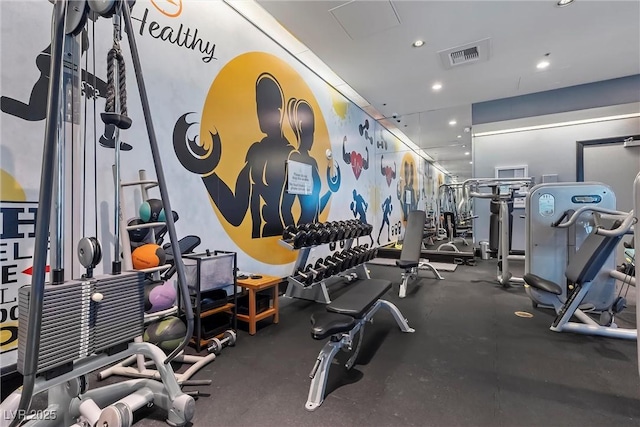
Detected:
[132,244,166,270]
[143,316,186,352]
[139,199,166,223]
[128,217,150,243]
[145,280,177,313]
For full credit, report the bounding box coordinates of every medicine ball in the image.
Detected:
[143,316,186,352]
[131,243,166,270]
[128,217,150,243]
[144,280,177,313]
[139,198,166,223]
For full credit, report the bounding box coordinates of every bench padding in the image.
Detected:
[523,273,562,295]
[310,312,356,340]
[326,279,392,318]
[396,260,419,269]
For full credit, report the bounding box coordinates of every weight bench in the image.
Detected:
[398,210,444,298]
[306,279,414,411]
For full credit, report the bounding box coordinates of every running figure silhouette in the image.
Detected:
[377,195,393,245]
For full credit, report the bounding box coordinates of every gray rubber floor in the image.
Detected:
[4,259,639,426]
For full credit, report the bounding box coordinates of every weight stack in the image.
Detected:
[18,271,147,376]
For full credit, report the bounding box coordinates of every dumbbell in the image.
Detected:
[293,266,315,286]
[315,258,334,278]
[324,222,338,242]
[346,248,358,270]
[351,220,363,238]
[305,262,327,282]
[316,223,331,244]
[207,330,237,355]
[330,251,349,272]
[283,225,307,249]
[322,256,340,276]
[295,223,315,247]
[357,244,371,263]
[333,221,346,241]
[352,245,368,265]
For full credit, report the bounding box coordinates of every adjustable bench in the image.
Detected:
[398,210,444,298]
[306,279,415,411]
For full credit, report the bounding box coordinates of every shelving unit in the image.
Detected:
[98,169,216,384]
[183,250,237,352]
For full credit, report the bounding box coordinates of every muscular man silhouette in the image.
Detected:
[286,98,332,225]
[173,73,296,238]
[0,30,129,150]
[377,195,393,245]
[397,161,419,222]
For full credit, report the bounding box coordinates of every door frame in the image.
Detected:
[576,134,640,181]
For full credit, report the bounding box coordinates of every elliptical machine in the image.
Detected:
[0,1,196,426]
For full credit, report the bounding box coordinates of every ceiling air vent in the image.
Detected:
[439,38,491,70]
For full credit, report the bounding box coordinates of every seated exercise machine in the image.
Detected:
[397,210,444,298]
[524,208,637,340]
[435,184,471,252]
[306,279,414,411]
[525,182,619,310]
[0,1,196,425]
[461,177,533,287]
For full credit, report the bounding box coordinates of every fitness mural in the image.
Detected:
[173,52,339,265]
[397,153,420,224]
[0,171,47,369]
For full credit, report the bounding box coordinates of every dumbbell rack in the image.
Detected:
[280,221,374,304]
[98,169,216,385]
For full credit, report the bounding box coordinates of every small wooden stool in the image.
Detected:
[236,274,281,335]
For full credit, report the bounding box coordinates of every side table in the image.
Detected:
[236,274,282,335]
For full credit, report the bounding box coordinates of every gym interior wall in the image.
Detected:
[0,0,446,371]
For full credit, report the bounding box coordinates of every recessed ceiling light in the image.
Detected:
[432,83,442,91]
[449,120,457,126]
[537,60,550,69]
[462,144,466,148]
[412,40,425,48]
[457,135,462,138]
[556,0,575,7]
[465,152,470,155]
[469,161,473,164]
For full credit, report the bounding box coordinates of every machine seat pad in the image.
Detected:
[396,260,419,269]
[326,279,392,318]
[523,273,562,295]
[310,312,356,340]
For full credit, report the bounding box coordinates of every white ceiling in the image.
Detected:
[255,0,640,179]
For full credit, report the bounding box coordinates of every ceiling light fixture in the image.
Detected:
[432,83,442,91]
[412,40,425,48]
[469,161,473,165]
[537,60,550,69]
[457,135,462,138]
[449,120,457,126]
[462,144,466,147]
[556,0,575,7]
[465,152,470,155]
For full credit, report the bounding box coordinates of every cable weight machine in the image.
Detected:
[0,1,195,426]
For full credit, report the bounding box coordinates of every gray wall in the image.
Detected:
[472,75,640,125]
[472,106,640,248]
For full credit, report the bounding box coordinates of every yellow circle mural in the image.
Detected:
[180,52,332,265]
[397,153,418,224]
[1,169,27,201]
